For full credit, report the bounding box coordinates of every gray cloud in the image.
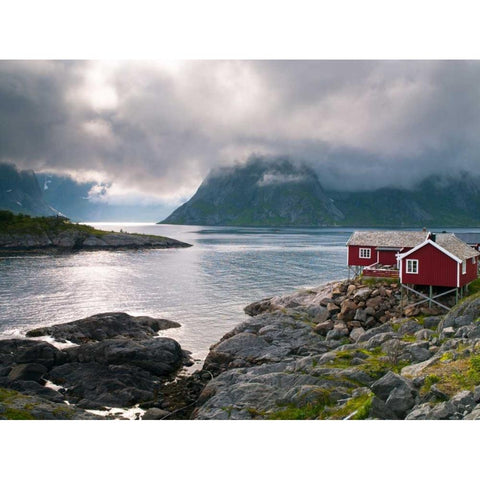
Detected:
[1,60,480,202]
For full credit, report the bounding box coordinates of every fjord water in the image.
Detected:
[0,224,351,361]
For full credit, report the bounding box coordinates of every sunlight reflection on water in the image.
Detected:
[0,224,351,360]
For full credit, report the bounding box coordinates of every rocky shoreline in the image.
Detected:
[192,278,480,420]
[0,211,192,252]
[3,278,480,420]
[0,313,195,419]
[0,230,191,252]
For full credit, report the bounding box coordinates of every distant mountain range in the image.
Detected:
[0,163,58,217]
[0,163,166,222]
[2,159,480,227]
[161,157,480,227]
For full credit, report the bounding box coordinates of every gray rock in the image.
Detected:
[371,371,413,402]
[0,339,62,369]
[426,401,456,420]
[356,324,394,343]
[49,362,160,408]
[405,403,432,420]
[473,386,480,403]
[26,312,180,343]
[67,337,188,377]
[423,316,442,330]
[405,344,433,363]
[440,327,455,339]
[353,288,372,302]
[467,325,480,339]
[350,327,366,343]
[398,320,423,336]
[7,363,47,384]
[354,309,367,322]
[365,332,396,349]
[464,405,480,420]
[142,408,171,420]
[451,390,476,412]
[326,328,349,341]
[414,329,434,341]
[385,383,416,419]
[369,396,398,419]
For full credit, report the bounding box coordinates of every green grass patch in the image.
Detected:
[320,392,374,420]
[467,278,480,296]
[269,389,333,420]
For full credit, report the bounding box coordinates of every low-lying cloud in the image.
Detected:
[1,60,480,203]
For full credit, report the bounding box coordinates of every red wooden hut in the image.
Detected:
[346,231,428,277]
[346,230,480,310]
[398,233,478,288]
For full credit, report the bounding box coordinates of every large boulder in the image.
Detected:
[65,337,189,377]
[0,339,63,369]
[26,312,180,344]
[48,362,161,408]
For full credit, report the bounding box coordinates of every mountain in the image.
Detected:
[161,157,345,226]
[0,163,58,217]
[160,158,480,227]
[329,173,480,227]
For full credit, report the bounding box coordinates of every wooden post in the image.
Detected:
[456,288,459,304]
[429,285,432,308]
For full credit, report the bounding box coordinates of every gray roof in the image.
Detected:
[346,231,428,248]
[434,233,479,261]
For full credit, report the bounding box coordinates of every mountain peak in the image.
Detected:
[161,157,345,226]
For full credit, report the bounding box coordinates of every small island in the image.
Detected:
[0,210,192,252]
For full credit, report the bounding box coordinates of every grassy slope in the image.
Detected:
[0,210,169,240]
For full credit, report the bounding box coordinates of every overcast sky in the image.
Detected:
[1,60,480,205]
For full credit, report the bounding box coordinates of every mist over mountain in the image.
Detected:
[161,157,345,226]
[0,163,58,216]
[161,157,480,227]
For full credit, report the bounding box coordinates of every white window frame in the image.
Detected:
[462,260,467,274]
[472,257,476,265]
[359,248,371,259]
[406,259,419,274]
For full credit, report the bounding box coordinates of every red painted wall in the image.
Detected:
[378,250,398,265]
[348,245,376,266]
[401,243,459,287]
[462,255,478,286]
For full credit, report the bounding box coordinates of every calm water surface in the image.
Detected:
[0,224,354,360]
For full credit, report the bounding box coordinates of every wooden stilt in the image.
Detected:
[429,285,432,308]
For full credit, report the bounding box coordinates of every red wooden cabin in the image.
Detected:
[346,230,480,310]
[399,233,478,288]
[346,231,429,276]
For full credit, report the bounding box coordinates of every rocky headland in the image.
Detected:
[0,210,191,252]
[192,278,480,420]
[0,312,195,419]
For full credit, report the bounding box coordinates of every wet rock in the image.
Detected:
[66,337,189,377]
[48,362,161,408]
[244,298,273,317]
[142,408,171,420]
[26,312,180,344]
[0,339,62,369]
[7,363,47,384]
